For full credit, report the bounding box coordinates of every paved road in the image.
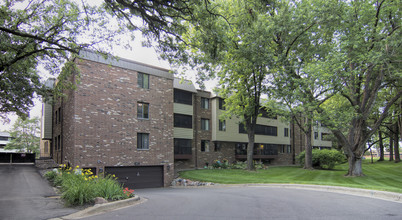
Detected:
[0,164,78,220]
[82,186,402,220]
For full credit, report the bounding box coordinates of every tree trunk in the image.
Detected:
[378,130,384,161]
[394,126,400,162]
[346,153,364,176]
[246,131,255,170]
[389,136,394,161]
[246,118,256,171]
[304,122,313,169]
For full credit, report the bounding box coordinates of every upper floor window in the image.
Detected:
[174,89,192,105]
[138,72,149,89]
[137,102,149,119]
[314,132,319,140]
[239,123,277,136]
[219,98,225,110]
[174,114,192,128]
[284,128,289,137]
[260,108,277,119]
[201,97,209,109]
[137,133,149,150]
[201,118,210,131]
[219,120,226,131]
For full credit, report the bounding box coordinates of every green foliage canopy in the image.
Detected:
[0,0,129,120]
[5,117,40,154]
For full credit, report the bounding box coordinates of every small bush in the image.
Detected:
[45,165,133,206]
[230,160,266,170]
[231,161,247,169]
[94,174,131,201]
[298,149,346,169]
[44,170,58,182]
[212,159,229,169]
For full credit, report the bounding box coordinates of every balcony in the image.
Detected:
[174,146,192,160]
[235,143,278,160]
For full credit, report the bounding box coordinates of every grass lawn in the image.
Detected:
[179,160,402,193]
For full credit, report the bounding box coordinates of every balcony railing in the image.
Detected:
[174,146,192,159]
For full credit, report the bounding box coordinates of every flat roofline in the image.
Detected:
[78,49,173,80]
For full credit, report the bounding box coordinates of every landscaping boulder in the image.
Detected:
[94,197,108,205]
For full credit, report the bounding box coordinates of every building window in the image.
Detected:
[219,120,226,131]
[174,139,192,155]
[314,132,319,140]
[174,114,192,128]
[137,133,149,150]
[321,132,331,141]
[239,124,277,136]
[279,145,285,153]
[201,97,209,109]
[284,128,289,137]
[201,118,210,131]
[174,89,192,105]
[55,135,61,150]
[138,72,149,89]
[137,102,149,119]
[58,107,61,123]
[260,108,277,119]
[286,145,292,153]
[44,141,48,153]
[55,110,58,124]
[219,98,225,110]
[214,142,221,152]
[201,140,210,152]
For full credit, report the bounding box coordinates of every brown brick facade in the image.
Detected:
[52,57,174,187]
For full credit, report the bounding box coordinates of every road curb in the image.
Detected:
[173,183,402,203]
[50,195,144,220]
[254,184,402,203]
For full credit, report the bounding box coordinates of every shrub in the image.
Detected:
[44,170,58,182]
[212,159,229,169]
[230,161,266,170]
[231,161,247,169]
[93,174,131,201]
[44,165,133,206]
[298,149,346,169]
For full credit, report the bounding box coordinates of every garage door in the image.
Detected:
[105,166,164,189]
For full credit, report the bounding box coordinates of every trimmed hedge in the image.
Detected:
[298,149,346,169]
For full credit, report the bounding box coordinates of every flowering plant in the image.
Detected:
[123,187,135,197]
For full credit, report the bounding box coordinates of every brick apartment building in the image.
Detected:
[40,50,332,188]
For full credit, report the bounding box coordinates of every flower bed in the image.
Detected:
[44,165,134,206]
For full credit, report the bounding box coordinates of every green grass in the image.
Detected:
[179,160,402,193]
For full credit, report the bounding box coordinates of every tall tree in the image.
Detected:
[173,0,273,170]
[319,0,401,176]
[267,0,339,169]
[5,117,40,154]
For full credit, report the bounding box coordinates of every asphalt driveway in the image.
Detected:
[82,186,402,220]
[0,164,78,220]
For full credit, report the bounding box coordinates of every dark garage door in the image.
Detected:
[105,166,164,189]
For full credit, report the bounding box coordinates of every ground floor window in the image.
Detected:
[201,140,210,152]
[214,142,222,152]
[174,138,192,154]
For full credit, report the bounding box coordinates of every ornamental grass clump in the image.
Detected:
[44,165,133,206]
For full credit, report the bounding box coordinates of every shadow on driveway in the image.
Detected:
[0,164,78,220]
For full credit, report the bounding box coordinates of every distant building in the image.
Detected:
[0,132,15,153]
